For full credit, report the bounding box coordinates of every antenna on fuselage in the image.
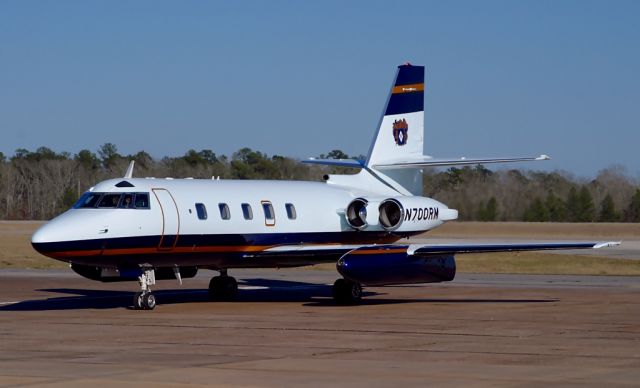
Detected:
[124,160,135,178]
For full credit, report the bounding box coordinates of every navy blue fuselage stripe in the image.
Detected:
[395,65,424,86]
[31,231,413,254]
[385,92,424,115]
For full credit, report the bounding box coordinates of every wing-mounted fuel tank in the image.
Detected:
[345,196,458,232]
[337,246,456,286]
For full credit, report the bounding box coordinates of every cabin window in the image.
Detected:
[285,203,297,220]
[134,193,150,209]
[97,193,122,208]
[262,201,275,226]
[219,203,230,220]
[195,203,207,220]
[241,203,253,220]
[119,193,135,208]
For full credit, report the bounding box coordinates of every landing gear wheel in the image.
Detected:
[332,278,363,305]
[208,275,238,301]
[133,291,156,310]
[142,292,156,310]
[133,292,144,310]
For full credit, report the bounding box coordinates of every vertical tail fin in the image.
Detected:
[306,64,547,196]
[303,64,427,196]
[366,64,425,194]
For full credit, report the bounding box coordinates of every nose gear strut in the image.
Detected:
[133,267,156,310]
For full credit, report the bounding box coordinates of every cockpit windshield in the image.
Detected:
[98,194,121,208]
[75,193,102,208]
[73,192,151,209]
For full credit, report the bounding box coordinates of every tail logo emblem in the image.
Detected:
[393,119,409,146]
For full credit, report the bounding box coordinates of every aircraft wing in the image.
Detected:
[254,241,620,259]
[406,241,620,256]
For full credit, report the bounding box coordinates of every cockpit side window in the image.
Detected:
[119,193,135,209]
[134,193,150,209]
[97,193,122,208]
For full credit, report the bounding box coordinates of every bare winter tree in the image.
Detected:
[0,146,637,221]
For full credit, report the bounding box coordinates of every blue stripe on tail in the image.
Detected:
[395,64,425,86]
[384,64,425,115]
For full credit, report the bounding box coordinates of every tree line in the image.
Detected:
[425,165,640,222]
[0,144,638,222]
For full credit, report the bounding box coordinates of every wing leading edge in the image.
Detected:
[406,241,620,256]
[257,241,620,259]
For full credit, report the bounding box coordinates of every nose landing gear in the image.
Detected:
[133,290,156,310]
[133,268,157,310]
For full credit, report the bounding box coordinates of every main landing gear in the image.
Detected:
[133,268,157,310]
[332,278,363,305]
[208,269,238,301]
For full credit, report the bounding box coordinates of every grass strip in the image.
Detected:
[456,252,640,276]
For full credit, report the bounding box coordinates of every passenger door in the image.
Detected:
[152,188,180,250]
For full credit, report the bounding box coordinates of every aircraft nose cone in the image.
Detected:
[31,222,57,244]
[31,222,57,256]
[31,214,77,256]
[31,223,51,244]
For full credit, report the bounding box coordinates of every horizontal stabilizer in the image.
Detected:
[302,158,364,168]
[373,155,550,169]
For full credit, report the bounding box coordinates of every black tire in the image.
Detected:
[221,276,238,301]
[209,276,238,301]
[208,276,222,300]
[142,292,156,310]
[332,278,363,305]
[133,291,144,310]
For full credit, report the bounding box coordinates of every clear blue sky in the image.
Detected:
[1,1,638,178]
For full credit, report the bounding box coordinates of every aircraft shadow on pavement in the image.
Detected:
[0,278,558,311]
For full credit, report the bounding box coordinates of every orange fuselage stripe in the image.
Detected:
[44,244,408,259]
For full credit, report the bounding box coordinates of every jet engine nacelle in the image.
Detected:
[378,196,457,232]
[345,197,383,230]
[337,246,456,286]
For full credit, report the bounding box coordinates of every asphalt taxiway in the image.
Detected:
[0,268,639,387]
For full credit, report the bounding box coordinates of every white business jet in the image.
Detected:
[31,64,619,310]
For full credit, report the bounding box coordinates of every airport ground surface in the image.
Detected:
[1,221,639,386]
[1,269,639,387]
